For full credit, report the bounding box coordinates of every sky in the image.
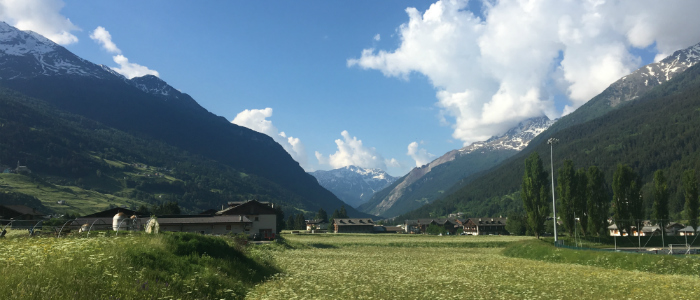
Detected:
[2,0,700,177]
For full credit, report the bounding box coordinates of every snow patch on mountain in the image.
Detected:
[460,116,556,154]
[310,166,397,208]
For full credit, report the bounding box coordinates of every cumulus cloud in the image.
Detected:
[315,131,396,170]
[407,141,435,167]
[0,0,79,45]
[232,108,310,170]
[374,34,381,41]
[89,26,159,79]
[348,0,700,145]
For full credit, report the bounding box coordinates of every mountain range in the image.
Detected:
[309,166,397,208]
[358,116,555,218]
[0,22,370,218]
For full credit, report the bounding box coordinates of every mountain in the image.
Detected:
[309,166,397,208]
[360,116,555,218]
[397,49,700,221]
[0,22,370,218]
[536,41,700,144]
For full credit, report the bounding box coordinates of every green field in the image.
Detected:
[247,234,700,299]
[2,232,700,299]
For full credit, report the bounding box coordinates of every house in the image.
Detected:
[463,217,508,235]
[157,215,252,235]
[417,219,458,234]
[218,200,277,237]
[383,226,403,233]
[306,219,327,231]
[15,161,31,174]
[666,222,686,236]
[678,226,699,236]
[637,225,662,236]
[404,220,420,233]
[333,218,374,233]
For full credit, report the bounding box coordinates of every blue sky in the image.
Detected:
[3,0,700,176]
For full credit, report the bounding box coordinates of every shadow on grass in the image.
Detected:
[308,243,338,249]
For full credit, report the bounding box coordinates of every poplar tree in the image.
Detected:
[575,168,589,235]
[295,213,306,230]
[522,152,550,239]
[586,166,608,236]
[652,170,669,226]
[612,164,642,235]
[683,169,699,233]
[557,160,576,236]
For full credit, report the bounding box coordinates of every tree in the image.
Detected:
[575,168,588,236]
[315,208,328,222]
[557,160,576,236]
[327,218,335,232]
[652,170,669,226]
[339,205,348,218]
[426,224,447,235]
[683,169,699,233]
[505,212,527,235]
[295,213,306,231]
[612,164,642,235]
[586,166,608,236]
[521,152,550,239]
[286,214,295,231]
[275,206,285,233]
[136,204,150,215]
[331,209,340,219]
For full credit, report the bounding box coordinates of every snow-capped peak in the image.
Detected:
[309,166,397,208]
[460,116,556,154]
[0,22,58,56]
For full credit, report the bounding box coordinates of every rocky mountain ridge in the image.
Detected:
[309,166,397,208]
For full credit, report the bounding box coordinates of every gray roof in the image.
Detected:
[157,215,252,225]
[468,217,507,225]
[0,205,45,216]
[334,218,374,226]
[679,226,700,232]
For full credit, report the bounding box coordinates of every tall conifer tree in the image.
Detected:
[522,152,550,239]
[557,160,576,236]
[612,164,641,235]
[683,169,699,233]
[586,166,608,236]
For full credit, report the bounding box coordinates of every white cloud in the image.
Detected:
[349,0,700,145]
[89,26,120,54]
[232,108,310,170]
[316,130,391,170]
[374,33,381,41]
[89,26,159,79]
[0,0,79,45]
[407,141,435,167]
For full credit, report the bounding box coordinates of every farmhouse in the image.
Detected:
[306,219,327,231]
[404,220,420,233]
[218,200,277,237]
[333,218,374,233]
[462,217,508,235]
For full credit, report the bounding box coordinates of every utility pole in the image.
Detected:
[548,138,559,243]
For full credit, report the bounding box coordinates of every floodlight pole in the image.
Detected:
[548,138,559,243]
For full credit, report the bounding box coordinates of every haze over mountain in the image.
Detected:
[360,116,555,218]
[0,22,370,218]
[309,166,397,208]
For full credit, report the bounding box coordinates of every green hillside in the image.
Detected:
[398,63,700,220]
[0,88,320,216]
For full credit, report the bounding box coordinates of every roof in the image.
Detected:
[157,215,252,225]
[334,218,374,226]
[218,200,277,215]
[306,219,327,225]
[0,205,45,216]
[466,217,507,226]
[81,207,141,218]
[416,218,455,225]
[678,226,700,232]
[641,225,661,233]
[404,220,419,225]
[384,226,403,232]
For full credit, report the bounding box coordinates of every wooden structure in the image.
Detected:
[333,218,374,233]
[462,217,508,235]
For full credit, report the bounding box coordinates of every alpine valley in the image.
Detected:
[309,166,397,208]
[0,22,371,218]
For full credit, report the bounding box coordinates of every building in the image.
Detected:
[333,218,374,233]
[403,219,459,234]
[74,207,146,231]
[0,205,46,220]
[463,217,508,235]
[218,200,277,237]
[678,226,699,236]
[306,219,328,231]
[404,220,420,233]
[157,215,252,235]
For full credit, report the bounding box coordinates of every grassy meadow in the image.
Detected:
[247,233,700,299]
[2,232,700,299]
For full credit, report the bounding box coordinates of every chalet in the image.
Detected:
[666,222,686,236]
[218,200,277,237]
[333,218,374,233]
[608,224,626,236]
[678,226,699,236]
[306,219,328,231]
[15,161,31,174]
[404,220,420,233]
[157,215,252,235]
[463,217,508,235]
[382,226,403,233]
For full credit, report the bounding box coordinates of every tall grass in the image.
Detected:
[0,232,278,299]
[503,239,700,276]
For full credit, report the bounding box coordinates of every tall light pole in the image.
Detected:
[547,137,559,243]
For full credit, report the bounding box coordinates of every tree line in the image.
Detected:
[519,152,700,238]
